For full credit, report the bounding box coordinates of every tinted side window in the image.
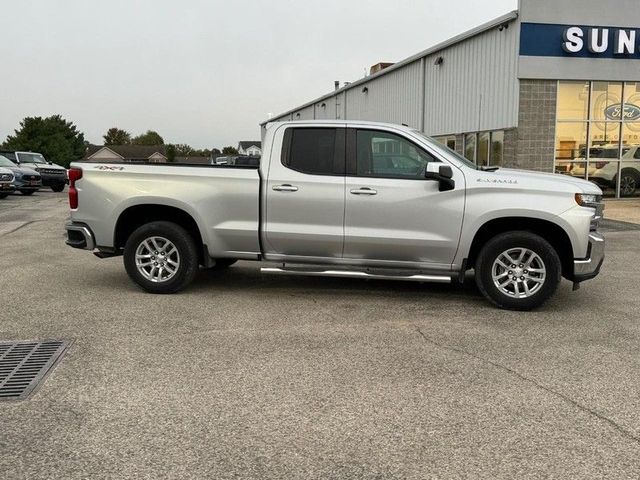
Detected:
[355,130,439,179]
[283,128,343,175]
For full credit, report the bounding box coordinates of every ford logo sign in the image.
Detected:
[605,103,640,121]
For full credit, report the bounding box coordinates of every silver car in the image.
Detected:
[0,167,15,199]
[0,155,41,195]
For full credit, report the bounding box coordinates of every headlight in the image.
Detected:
[14,171,23,179]
[575,193,602,207]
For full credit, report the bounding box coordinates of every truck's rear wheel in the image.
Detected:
[123,221,198,294]
[475,231,561,311]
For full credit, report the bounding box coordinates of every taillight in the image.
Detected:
[595,162,608,170]
[68,167,82,209]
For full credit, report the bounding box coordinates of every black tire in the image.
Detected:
[51,184,65,192]
[0,193,8,199]
[618,168,639,197]
[207,259,237,270]
[475,231,561,311]
[123,221,199,294]
[20,190,35,196]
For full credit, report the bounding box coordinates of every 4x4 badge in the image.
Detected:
[95,166,124,171]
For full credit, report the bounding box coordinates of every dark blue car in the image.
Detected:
[0,154,41,195]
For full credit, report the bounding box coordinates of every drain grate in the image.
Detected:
[0,340,69,401]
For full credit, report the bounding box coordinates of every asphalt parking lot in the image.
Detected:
[1,190,640,479]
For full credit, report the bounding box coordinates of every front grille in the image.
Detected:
[24,175,40,181]
[39,169,65,175]
[0,174,12,181]
[0,340,69,401]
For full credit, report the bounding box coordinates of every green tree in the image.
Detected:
[132,130,164,145]
[173,144,194,156]
[103,127,131,145]
[166,144,177,163]
[190,148,211,157]
[3,115,85,168]
[222,146,238,155]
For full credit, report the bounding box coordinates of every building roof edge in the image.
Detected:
[261,10,519,126]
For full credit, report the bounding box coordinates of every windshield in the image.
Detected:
[0,155,16,167]
[411,130,479,169]
[18,152,48,164]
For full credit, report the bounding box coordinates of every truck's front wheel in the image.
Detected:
[123,221,199,294]
[475,231,561,311]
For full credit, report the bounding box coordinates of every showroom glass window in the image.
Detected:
[477,132,490,166]
[435,136,456,151]
[489,131,504,166]
[462,131,504,166]
[555,81,640,198]
[464,133,476,162]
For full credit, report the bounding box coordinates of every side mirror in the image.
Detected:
[425,163,455,191]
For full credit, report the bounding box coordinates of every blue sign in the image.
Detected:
[604,103,640,121]
[520,22,640,59]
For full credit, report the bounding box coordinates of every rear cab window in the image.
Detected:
[281,127,345,175]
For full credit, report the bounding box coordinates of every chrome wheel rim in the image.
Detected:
[135,236,180,283]
[491,248,546,299]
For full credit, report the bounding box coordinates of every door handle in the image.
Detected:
[272,184,298,192]
[350,187,377,196]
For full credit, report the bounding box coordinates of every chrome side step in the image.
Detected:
[260,267,451,283]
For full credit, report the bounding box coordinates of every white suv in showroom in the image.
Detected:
[569,145,640,197]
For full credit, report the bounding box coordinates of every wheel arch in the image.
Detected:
[466,217,575,279]
[114,204,205,263]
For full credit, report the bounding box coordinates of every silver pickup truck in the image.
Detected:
[65,121,605,310]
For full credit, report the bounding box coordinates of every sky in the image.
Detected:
[0,0,517,149]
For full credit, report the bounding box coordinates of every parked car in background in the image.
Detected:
[590,146,640,197]
[0,155,41,195]
[566,145,640,196]
[0,151,67,192]
[0,167,15,199]
[212,155,260,167]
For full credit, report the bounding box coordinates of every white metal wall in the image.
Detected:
[314,97,337,120]
[344,61,423,129]
[423,22,520,135]
[268,16,520,136]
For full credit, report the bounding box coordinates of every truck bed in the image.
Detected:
[70,161,262,257]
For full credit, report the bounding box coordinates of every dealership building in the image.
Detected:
[264,0,640,198]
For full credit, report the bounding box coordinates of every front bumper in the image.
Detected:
[573,232,605,282]
[0,183,16,193]
[65,222,96,250]
[14,179,42,190]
